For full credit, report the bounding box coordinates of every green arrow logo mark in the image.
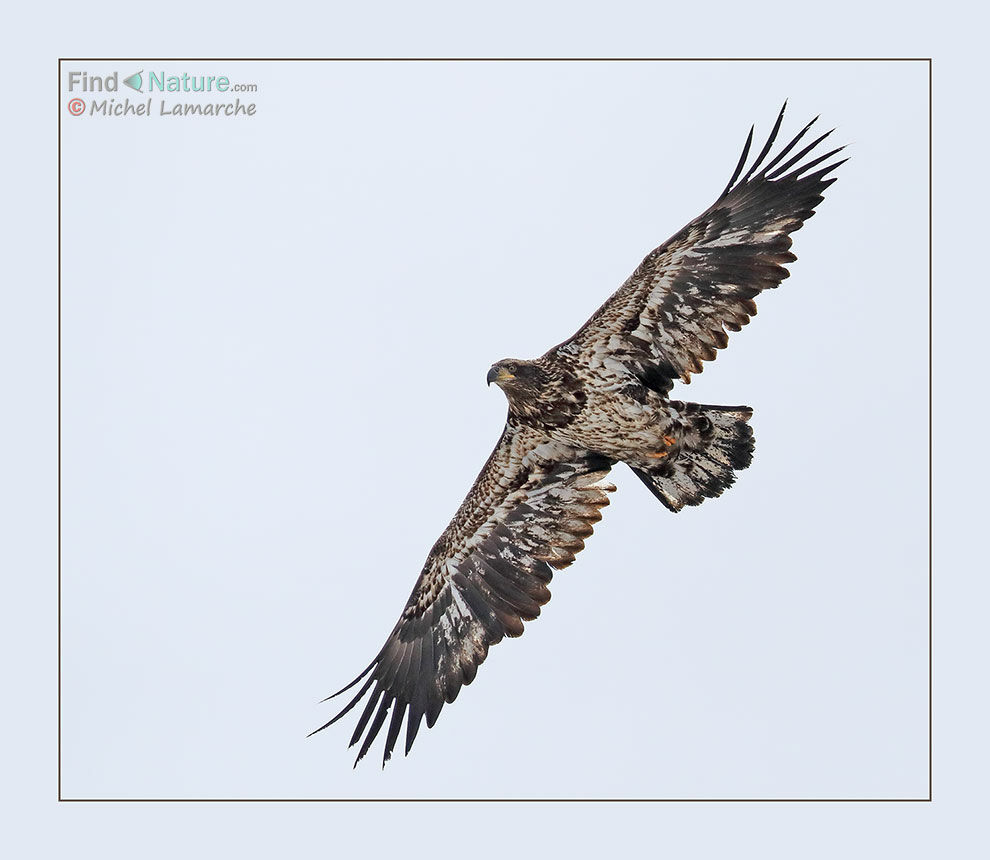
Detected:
[122,71,143,92]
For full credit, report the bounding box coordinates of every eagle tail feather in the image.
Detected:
[631,403,754,512]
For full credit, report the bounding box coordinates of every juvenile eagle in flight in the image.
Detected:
[313,104,845,767]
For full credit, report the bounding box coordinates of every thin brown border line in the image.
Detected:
[928,56,934,804]
[58,797,933,803]
[57,56,933,804]
[57,57,63,804]
[57,56,932,62]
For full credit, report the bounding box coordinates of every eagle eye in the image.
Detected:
[506,362,518,373]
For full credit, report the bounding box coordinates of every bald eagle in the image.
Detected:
[313,104,845,767]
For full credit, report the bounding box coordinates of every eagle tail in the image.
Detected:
[630,403,754,512]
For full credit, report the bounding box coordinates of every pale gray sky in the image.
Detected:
[57,59,928,800]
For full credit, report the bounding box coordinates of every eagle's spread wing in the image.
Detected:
[559,104,846,391]
[312,423,615,766]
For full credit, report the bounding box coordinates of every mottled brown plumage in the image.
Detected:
[313,104,845,766]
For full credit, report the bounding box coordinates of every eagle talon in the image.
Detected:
[646,436,677,458]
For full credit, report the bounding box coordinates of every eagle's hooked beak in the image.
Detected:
[487,366,515,386]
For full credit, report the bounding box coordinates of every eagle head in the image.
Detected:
[487,359,543,408]
[488,358,583,428]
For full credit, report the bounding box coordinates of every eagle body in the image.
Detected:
[314,104,846,767]
[487,352,753,512]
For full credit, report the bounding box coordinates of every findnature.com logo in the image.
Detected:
[65,69,260,118]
